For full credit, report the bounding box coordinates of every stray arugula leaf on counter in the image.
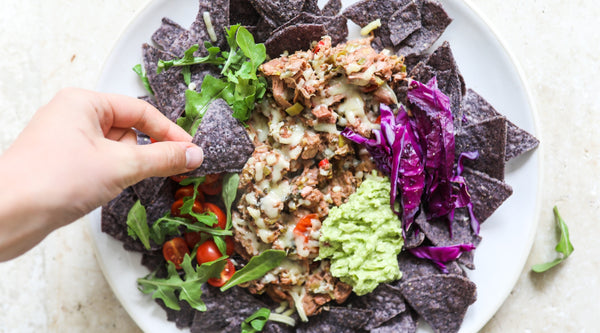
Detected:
[222,173,240,230]
[220,249,286,291]
[137,254,226,311]
[165,24,266,134]
[532,206,574,273]
[132,64,154,95]
[126,200,151,250]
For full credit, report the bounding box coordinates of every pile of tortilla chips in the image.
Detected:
[101,1,539,332]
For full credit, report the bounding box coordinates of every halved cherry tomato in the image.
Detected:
[169,174,188,183]
[184,231,203,249]
[294,213,319,242]
[203,203,226,229]
[150,137,158,143]
[224,236,235,256]
[171,198,203,218]
[162,237,189,269]
[175,185,205,203]
[207,259,236,287]
[199,174,223,195]
[196,239,223,264]
[375,115,381,124]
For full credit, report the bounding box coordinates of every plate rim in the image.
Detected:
[89,0,544,332]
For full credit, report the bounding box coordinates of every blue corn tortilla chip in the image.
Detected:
[271,12,348,46]
[158,299,197,329]
[229,0,261,26]
[191,285,271,333]
[296,306,371,333]
[101,187,137,243]
[369,308,419,333]
[265,23,326,58]
[455,115,508,180]
[396,0,452,56]
[460,89,539,160]
[321,0,342,17]
[396,250,465,281]
[343,0,407,49]
[399,274,476,333]
[414,213,481,270]
[350,284,407,330]
[142,44,187,121]
[143,44,216,122]
[302,0,320,15]
[403,223,425,248]
[249,0,306,26]
[389,1,422,46]
[184,98,255,177]
[189,0,230,49]
[152,17,189,53]
[462,167,513,223]
[504,120,539,161]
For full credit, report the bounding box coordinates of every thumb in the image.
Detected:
[132,141,204,180]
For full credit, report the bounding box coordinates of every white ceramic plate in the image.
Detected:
[90,0,541,332]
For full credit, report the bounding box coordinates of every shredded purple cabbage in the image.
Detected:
[408,244,476,273]
[342,105,425,230]
[342,76,481,247]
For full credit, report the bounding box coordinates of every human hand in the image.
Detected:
[0,88,204,260]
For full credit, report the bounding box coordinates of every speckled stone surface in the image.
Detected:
[0,0,598,332]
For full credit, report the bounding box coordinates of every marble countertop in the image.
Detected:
[0,0,598,332]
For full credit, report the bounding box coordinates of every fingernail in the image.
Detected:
[185,146,204,169]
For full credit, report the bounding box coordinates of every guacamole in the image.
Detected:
[317,174,404,296]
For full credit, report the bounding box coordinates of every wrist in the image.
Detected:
[0,152,59,261]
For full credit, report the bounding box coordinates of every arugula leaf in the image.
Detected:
[157,43,224,73]
[177,77,231,135]
[532,206,574,273]
[222,173,240,230]
[137,254,226,311]
[132,64,154,95]
[220,250,286,291]
[213,235,228,258]
[241,308,271,333]
[172,25,266,132]
[236,27,266,74]
[126,200,151,250]
[149,215,232,245]
[182,66,192,86]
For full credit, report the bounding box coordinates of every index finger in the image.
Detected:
[93,91,192,142]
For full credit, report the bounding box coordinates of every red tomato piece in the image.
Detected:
[294,213,319,242]
[169,174,188,183]
[225,236,235,256]
[196,239,223,264]
[207,259,236,287]
[162,237,189,269]
[175,185,205,203]
[150,137,158,143]
[199,181,222,196]
[171,198,203,218]
[184,231,203,249]
[203,203,226,229]
[203,173,222,185]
